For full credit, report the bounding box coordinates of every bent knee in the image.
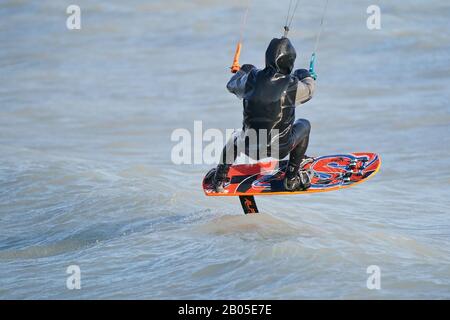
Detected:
[296,119,311,134]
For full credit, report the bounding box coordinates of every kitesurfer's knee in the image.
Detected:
[289,119,311,152]
[295,118,311,136]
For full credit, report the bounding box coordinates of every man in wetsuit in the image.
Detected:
[212,37,316,192]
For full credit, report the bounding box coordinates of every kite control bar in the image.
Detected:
[309,0,329,81]
[230,0,252,73]
[231,42,242,73]
[309,52,317,80]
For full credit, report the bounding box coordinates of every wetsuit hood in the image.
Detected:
[265,37,297,75]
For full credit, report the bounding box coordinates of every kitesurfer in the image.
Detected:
[212,37,316,192]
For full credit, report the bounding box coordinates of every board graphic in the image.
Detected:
[203,152,380,197]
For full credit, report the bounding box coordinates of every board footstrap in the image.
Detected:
[239,196,259,214]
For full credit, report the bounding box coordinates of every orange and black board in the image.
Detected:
[202,153,381,214]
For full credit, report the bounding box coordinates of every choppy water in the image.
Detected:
[1,0,449,299]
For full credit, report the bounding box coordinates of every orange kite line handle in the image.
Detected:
[230,42,242,73]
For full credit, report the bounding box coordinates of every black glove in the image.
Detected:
[240,64,255,73]
[294,69,312,80]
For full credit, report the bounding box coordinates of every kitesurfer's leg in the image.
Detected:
[284,119,312,191]
[289,119,311,168]
[213,136,238,192]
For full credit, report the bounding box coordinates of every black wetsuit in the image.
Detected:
[216,37,315,182]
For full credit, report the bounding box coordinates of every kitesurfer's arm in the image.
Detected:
[226,64,256,99]
[293,69,316,105]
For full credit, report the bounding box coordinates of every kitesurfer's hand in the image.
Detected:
[240,64,255,73]
[294,69,315,81]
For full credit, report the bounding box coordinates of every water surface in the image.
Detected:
[0,0,449,299]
